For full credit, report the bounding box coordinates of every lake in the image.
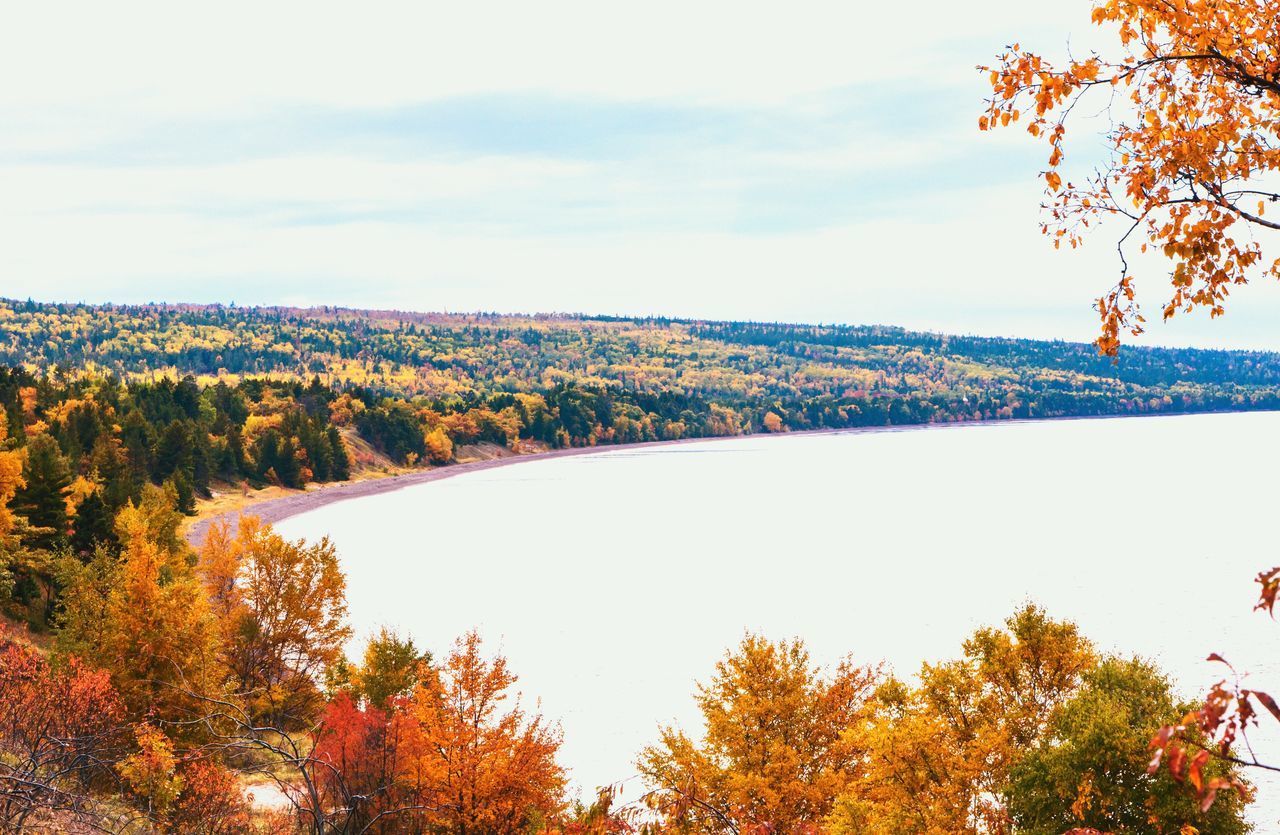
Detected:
[275,412,1280,824]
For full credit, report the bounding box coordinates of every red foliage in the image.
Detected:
[307,632,567,834]
[0,634,128,827]
[1144,569,1280,811]
[312,693,407,831]
[168,759,254,835]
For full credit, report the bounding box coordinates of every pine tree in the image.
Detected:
[70,489,114,555]
[329,427,350,480]
[13,434,71,550]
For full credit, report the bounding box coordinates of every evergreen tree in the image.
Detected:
[169,472,196,516]
[328,427,350,481]
[120,411,154,486]
[153,420,189,482]
[70,489,114,555]
[275,436,301,488]
[13,434,72,550]
[90,435,135,513]
[221,425,247,478]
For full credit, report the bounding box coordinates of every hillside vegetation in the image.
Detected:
[5,299,1280,434]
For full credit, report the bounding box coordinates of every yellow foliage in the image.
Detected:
[640,635,879,834]
[0,422,24,541]
[65,475,98,517]
[117,725,183,814]
[242,413,283,442]
[424,426,453,464]
[831,606,1095,834]
[57,500,224,726]
[199,516,350,725]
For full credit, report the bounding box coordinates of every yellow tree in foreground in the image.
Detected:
[56,499,224,727]
[830,606,1095,834]
[198,516,351,728]
[638,634,880,834]
[982,0,1280,354]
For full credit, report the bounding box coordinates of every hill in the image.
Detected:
[5,298,1280,417]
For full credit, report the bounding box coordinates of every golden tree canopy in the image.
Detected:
[639,634,879,834]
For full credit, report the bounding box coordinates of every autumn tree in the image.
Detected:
[830,606,1095,834]
[198,517,244,629]
[118,724,184,818]
[311,693,411,833]
[288,629,432,832]
[199,515,351,728]
[167,758,255,835]
[982,0,1280,354]
[0,633,130,830]
[423,425,454,465]
[395,630,567,834]
[0,422,24,603]
[639,634,880,834]
[0,422,22,544]
[56,498,224,726]
[129,481,188,554]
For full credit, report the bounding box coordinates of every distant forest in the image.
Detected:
[6,299,1280,426]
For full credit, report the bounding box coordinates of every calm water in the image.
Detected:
[277,412,1280,822]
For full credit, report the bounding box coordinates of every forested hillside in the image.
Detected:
[5,299,1280,436]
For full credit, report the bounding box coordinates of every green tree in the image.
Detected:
[1007,657,1249,835]
[153,420,190,483]
[355,627,429,710]
[89,435,135,514]
[70,489,114,555]
[327,426,350,480]
[13,434,71,550]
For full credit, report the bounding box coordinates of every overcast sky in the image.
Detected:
[5,1,1280,349]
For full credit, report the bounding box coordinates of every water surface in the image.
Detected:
[277,413,1280,822]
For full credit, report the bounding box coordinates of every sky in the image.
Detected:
[5,0,1280,349]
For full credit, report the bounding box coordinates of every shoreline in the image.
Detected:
[183,408,1268,547]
